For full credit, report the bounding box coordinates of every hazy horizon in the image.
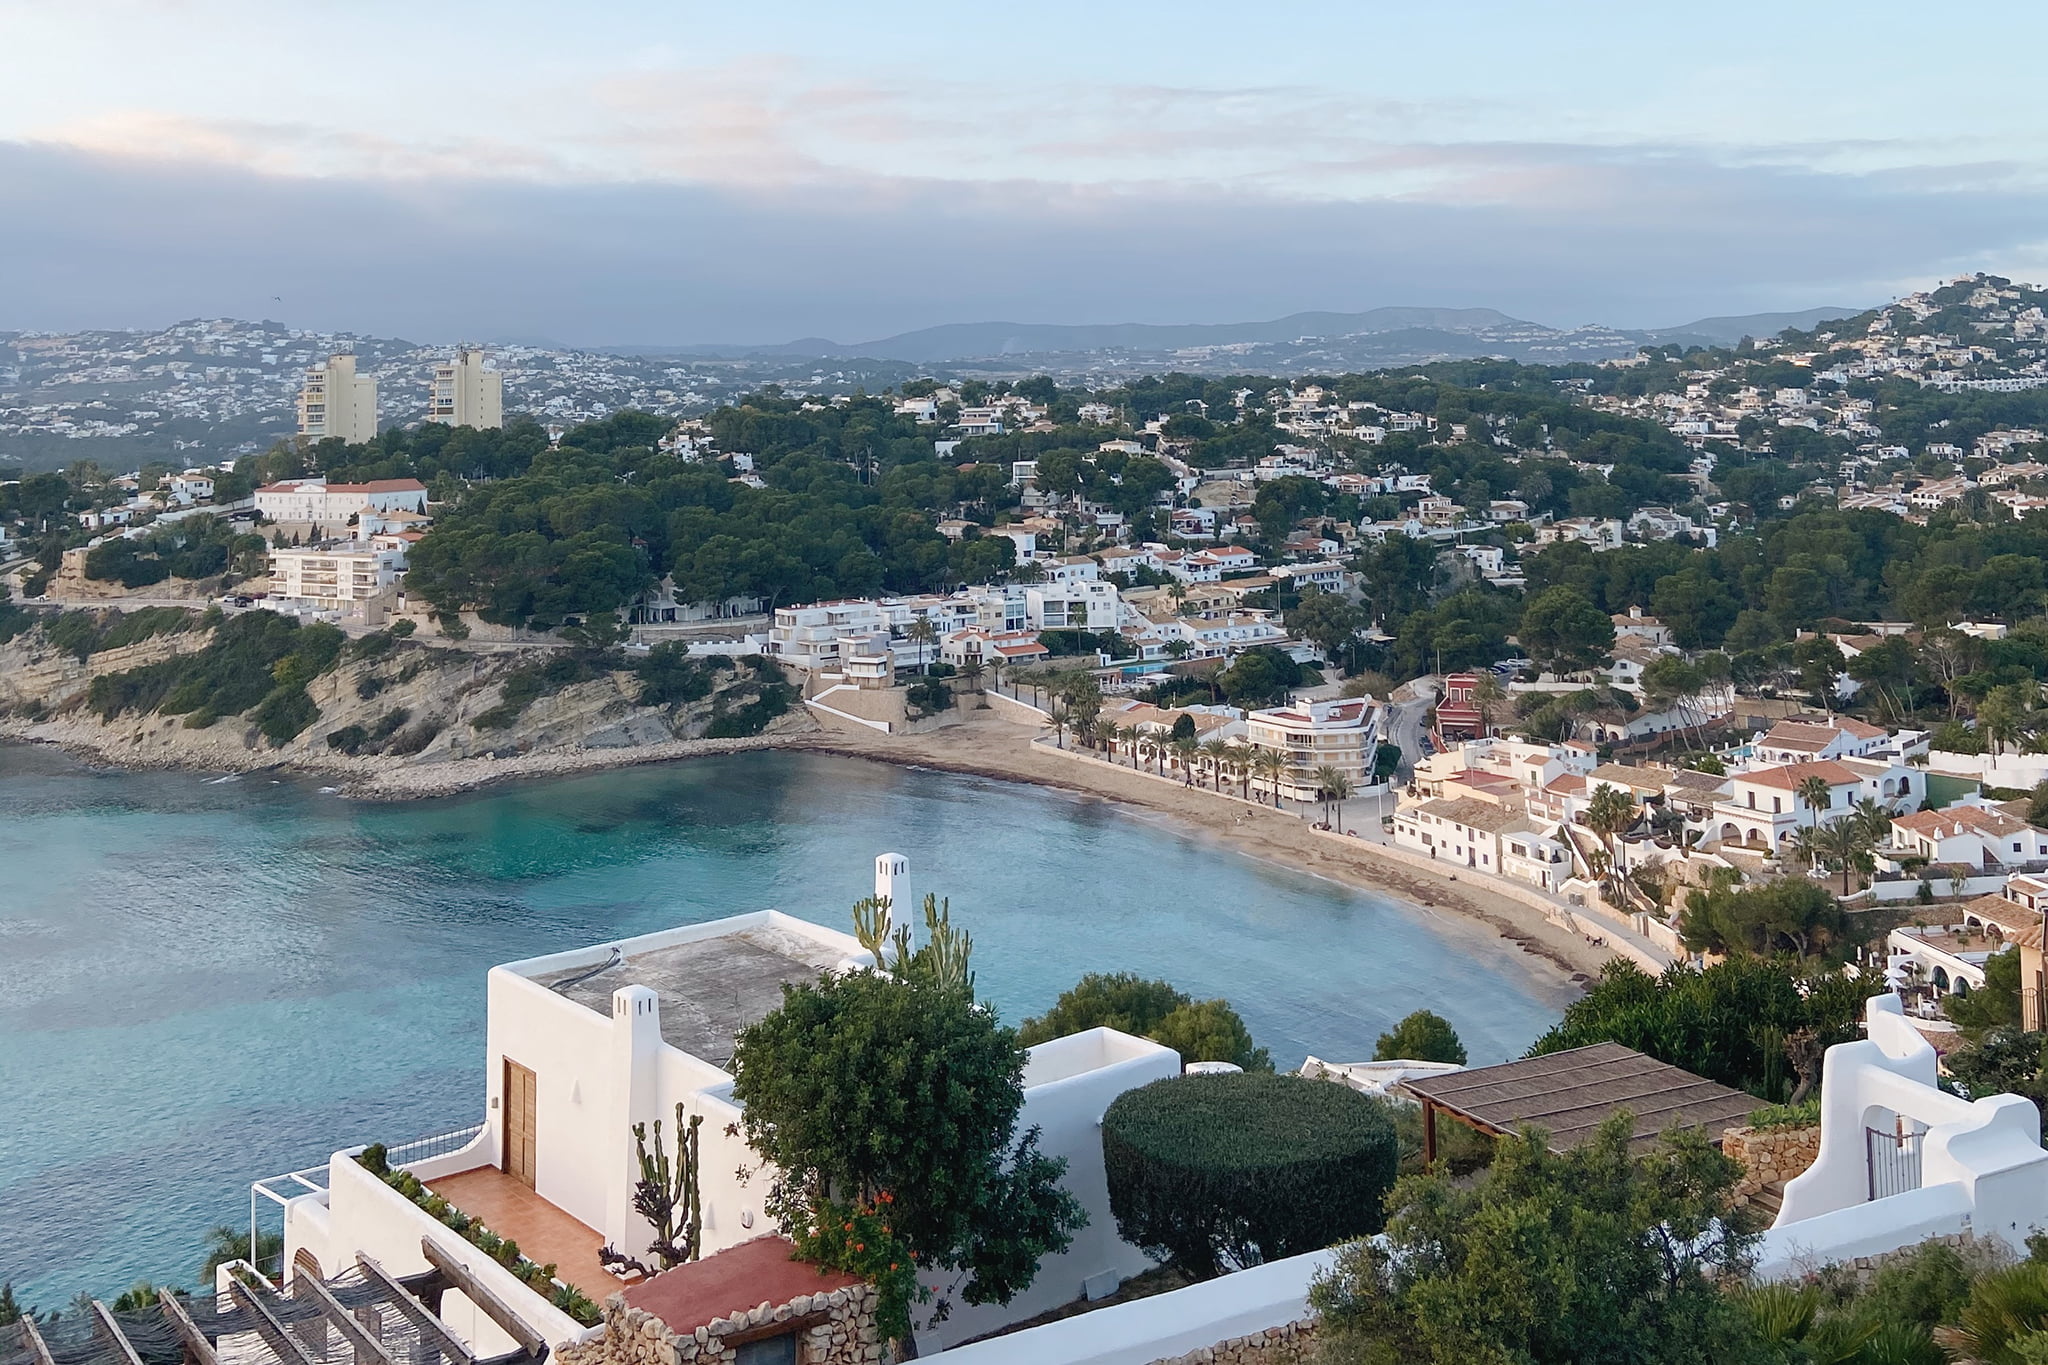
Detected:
[2,1,2044,347]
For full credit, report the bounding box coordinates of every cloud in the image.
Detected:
[1,137,2043,346]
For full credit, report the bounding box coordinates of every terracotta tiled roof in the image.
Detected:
[623,1235,862,1336]
[1739,760,1862,790]
[1893,805,2034,840]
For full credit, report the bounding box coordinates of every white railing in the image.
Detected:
[247,1123,485,1281]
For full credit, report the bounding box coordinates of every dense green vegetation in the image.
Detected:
[1532,958,1867,1102]
[1311,1114,1760,1365]
[36,605,200,662]
[82,515,265,587]
[1103,1072,1398,1278]
[347,408,1025,629]
[1018,972,1273,1071]
[1372,1010,1467,1065]
[84,611,345,743]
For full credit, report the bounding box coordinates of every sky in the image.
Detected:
[2,0,2046,347]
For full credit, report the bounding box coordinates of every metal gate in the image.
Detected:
[1866,1122,1924,1201]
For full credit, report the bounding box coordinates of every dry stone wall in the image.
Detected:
[561,1285,882,1365]
[1145,1318,1318,1365]
[1724,1123,1821,1206]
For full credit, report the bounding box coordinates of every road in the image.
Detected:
[1382,679,1439,778]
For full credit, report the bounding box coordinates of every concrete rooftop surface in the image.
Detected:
[533,924,847,1065]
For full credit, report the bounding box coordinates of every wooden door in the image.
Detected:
[503,1059,537,1188]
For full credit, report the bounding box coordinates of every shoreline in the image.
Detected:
[787,718,1610,987]
[2,709,1610,988]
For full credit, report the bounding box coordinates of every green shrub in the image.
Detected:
[253,686,319,745]
[1102,1072,1398,1277]
[634,641,716,707]
[1373,1010,1468,1065]
[704,672,796,737]
[1020,973,1271,1070]
[1746,1098,1822,1131]
[326,724,371,754]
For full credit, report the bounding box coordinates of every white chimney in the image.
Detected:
[875,852,909,947]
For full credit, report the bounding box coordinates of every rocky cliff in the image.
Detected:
[0,610,818,794]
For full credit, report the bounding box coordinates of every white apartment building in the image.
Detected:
[428,348,504,429]
[298,353,380,443]
[267,543,408,609]
[1244,697,1380,804]
[256,477,430,526]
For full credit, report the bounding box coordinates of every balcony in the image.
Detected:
[426,1167,622,1300]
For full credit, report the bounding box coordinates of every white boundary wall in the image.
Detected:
[1756,994,2048,1276]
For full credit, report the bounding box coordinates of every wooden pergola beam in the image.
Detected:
[157,1291,223,1365]
[91,1301,147,1365]
[291,1273,400,1365]
[419,1239,547,1360]
[353,1255,476,1365]
[19,1314,58,1365]
[228,1277,322,1365]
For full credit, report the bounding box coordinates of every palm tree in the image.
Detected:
[1316,765,1354,830]
[1227,742,1254,799]
[1096,722,1124,763]
[905,616,938,674]
[1584,782,1638,889]
[1788,824,1825,877]
[960,656,985,691]
[1251,749,1288,806]
[1851,796,1895,848]
[1818,819,1875,895]
[1796,774,1835,832]
[1170,735,1201,784]
[1199,738,1230,790]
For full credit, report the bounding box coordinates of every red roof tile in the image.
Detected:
[622,1236,863,1336]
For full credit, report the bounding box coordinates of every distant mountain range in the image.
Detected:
[623,304,1866,367]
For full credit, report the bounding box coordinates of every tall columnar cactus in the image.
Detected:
[851,893,893,961]
[916,894,975,994]
[629,1104,703,1268]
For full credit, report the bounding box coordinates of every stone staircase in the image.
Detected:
[1747,1179,1788,1223]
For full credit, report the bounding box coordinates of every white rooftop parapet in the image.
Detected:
[1760,993,2048,1274]
[919,1248,1334,1365]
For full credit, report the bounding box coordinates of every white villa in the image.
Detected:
[1697,757,1923,852]
[265,857,1180,1359]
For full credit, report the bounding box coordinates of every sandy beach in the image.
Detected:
[790,712,1613,986]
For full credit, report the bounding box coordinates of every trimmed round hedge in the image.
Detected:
[1101,1071,1398,1277]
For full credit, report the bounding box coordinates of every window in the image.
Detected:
[735,1335,797,1365]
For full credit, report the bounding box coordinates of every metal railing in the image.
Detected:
[382,1122,487,1169]
[247,1123,485,1283]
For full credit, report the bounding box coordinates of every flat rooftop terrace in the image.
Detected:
[530,922,849,1066]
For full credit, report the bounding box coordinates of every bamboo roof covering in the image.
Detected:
[1401,1042,1764,1152]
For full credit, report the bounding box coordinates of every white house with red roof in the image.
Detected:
[1700,757,1922,852]
[1886,805,2048,871]
[256,477,429,525]
[1753,714,1891,766]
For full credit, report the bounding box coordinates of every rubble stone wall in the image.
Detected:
[559,1284,882,1365]
[1145,1318,1318,1365]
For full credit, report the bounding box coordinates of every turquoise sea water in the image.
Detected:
[0,743,1576,1307]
